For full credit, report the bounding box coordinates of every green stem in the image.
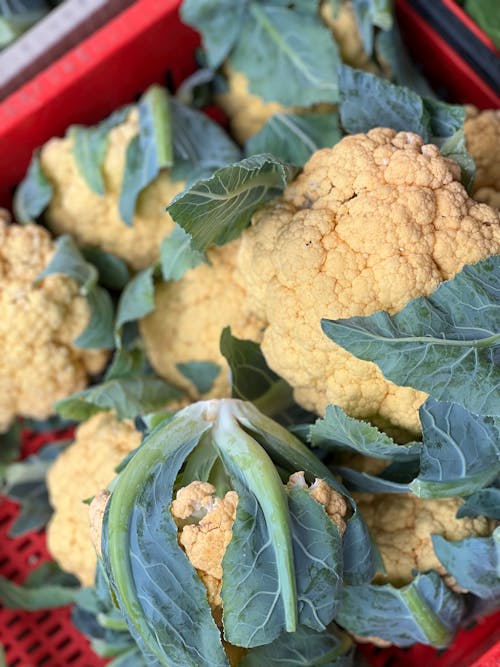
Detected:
[399,583,453,648]
[253,379,294,417]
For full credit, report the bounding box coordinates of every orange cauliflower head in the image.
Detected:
[464,107,500,209]
[237,128,500,435]
[139,240,265,400]
[0,221,108,432]
[46,412,142,585]
[356,493,493,586]
[39,108,185,271]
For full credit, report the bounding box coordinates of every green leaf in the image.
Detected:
[352,0,393,55]
[322,256,500,417]
[230,3,340,106]
[118,86,173,225]
[310,404,421,461]
[13,153,53,224]
[176,361,221,394]
[409,399,500,498]
[74,287,115,349]
[336,572,465,647]
[82,247,130,291]
[246,112,342,167]
[432,528,500,599]
[180,0,247,68]
[464,0,500,49]
[240,624,354,666]
[0,423,21,483]
[2,442,66,536]
[105,345,148,382]
[115,267,156,338]
[56,376,181,422]
[168,154,299,253]
[457,487,500,520]
[70,108,130,195]
[0,562,79,610]
[335,465,412,494]
[160,225,206,281]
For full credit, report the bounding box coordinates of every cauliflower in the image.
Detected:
[287,471,347,535]
[236,129,500,435]
[0,220,108,431]
[356,493,493,586]
[46,412,141,585]
[39,108,185,271]
[464,107,500,209]
[139,240,265,399]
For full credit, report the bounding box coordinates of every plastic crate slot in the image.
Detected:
[45,623,62,637]
[55,637,71,650]
[36,611,51,625]
[14,628,31,641]
[6,569,20,581]
[5,615,21,628]
[9,658,20,667]
[0,556,9,569]
[16,538,31,553]
[0,512,13,527]
[27,640,41,653]
[66,649,82,662]
[37,654,51,666]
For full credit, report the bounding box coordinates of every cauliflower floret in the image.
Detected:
[464,107,500,209]
[139,240,265,399]
[39,108,185,270]
[287,471,348,535]
[356,493,493,586]
[237,129,500,435]
[0,221,108,431]
[171,481,238,613]
[46,412,141,585]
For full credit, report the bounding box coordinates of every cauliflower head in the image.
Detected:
[139,240,265,399]
[356,493,493,586]
[0,221,108,432]
[46,412,141,585]
[39,108,185,271]
[464,107,500,209]
[237,128,500,435]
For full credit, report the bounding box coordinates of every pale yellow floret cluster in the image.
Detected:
[39,108,185,270]
[464,107,500,209]
[287,471,348,535]
[237,129,500,435]
[0,220,108,432]
[46,412,141,585]
[356,493,493,586]
[140,240,265,399]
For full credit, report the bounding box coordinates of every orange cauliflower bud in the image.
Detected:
[0,221,107,432]
[287,471,348,535]
[39,108,185,271]
[464,107,500,209]
[46,412,141,585]
[357,493,493,586]
[139,240,265,400]
[237,129,500,435]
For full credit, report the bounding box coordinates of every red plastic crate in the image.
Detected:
[0,1,499,665]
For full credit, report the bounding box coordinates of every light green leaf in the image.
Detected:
[13,153,53,224]
[246,112,342,167]
[115,267,156,337]
[0,562,79,610]
[464,0,500,48]
[74,287,115,349]
[310,404,421,461]
[322,256,500,417]
[352,0,393,55]
[336,572,465,647]
[56,376,181,421]
[230,3,340,106]
[176,361,221,394]
[160,225,206,281]
[168,154,299,253]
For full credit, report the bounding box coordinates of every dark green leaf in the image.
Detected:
[176,361,221,394]
[74,286,115,349]
[0,423,21,483]
[160,225,206,281]
[115,267,156,337]
[230,4,340,106]
[105,345,148,382]
[336,572,465,647]
[168,154,299,253]
[0,564,79,610]
[56,376,181,421]
[464,0,500,48]
[118,86,173,225]
[35,234,97,294]
[410,399,500,498]
[432,528,500,599]
[310,404,421,461]
[352,0,393,55]
[457,487,500,519]
[336,465,411,494]
[246,112,342,167]
[322,256,500,417]
[24,562,79,589]
[82,247,130,291]
[13,154,53,224]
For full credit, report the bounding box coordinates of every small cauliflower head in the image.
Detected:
[139,240,265,400]
[0,221,108,432]
[356,493,493,586]
[464,107,500,209]
[46,412,141,585]
[237,128,500,435]
[39,108,185,271]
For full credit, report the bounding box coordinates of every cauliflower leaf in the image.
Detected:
[13,153,53,224]
[456,487,500,520]
[0,562,79,611]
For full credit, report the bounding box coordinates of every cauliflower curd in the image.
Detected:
[464,107,500,209]
[237,128,500,434]
[0,221,108,431]
[39,108,185,270]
